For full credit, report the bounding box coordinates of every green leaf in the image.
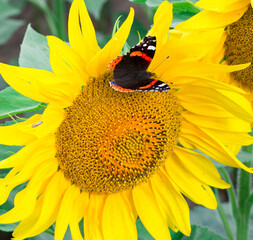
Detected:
[0,182,26,232]
[129,0,163,8]
[0,87,44,120]
[67,0,107,20]
[0,144,22,162]
[0,141,23,180]
[128,0,200,26]
[137,218,226,240]
[237,150,253,163]
[171,226,226,240]
[0,0,20,19]
[8,0,27,9]
[172,2,200,27]
[0,0,24,45]
[27,0,48,10]
[86,0,107,20]
[129,0,146,3]
[129,0,199,8]
[173,2,200,13]
[0,209,19,232]
[172,11,197,27]
[0,25,50,120]
[0,75,8,91]
[0,184,24,231]
[19,24,51,71]
[189,226,226,240]
[27,231,54,240]
[190,204,230,238]
[136,218,155,240]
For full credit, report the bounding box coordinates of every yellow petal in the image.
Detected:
[0,145,55,206]
[204,128,253,145]
[175,6,248,31]
[0,180,16,206]
[0,134,54,169]
[150,172,191,236]
[13,171,70,239]
[177,87,253,123]
[69,192,89,240]
[69,221,84,240]
[0,160,57,223]
[0,63,82,107]
[47,35,87,76]
[182,111,251,132]
[152,28,226,73]
[87,8,134,77]
[132,181,171,240]
[165,153,217,209]
[162,62,250,81]
[32,104,64,139]
[121,190,137,220]
[148,1,172,44]
[0,114,40,145]
[173,76,245,94]
[176,28,226,64]
[148,1,172,71]
[68,0,100,62]
[72,191,89,221]
[218,88,253,121]
[84,194,106,240]
[196,0,250,13]
[102,193,137,240]
[55,185,81,240]
[13,195,44,239]
[181,102,233,118]
[180,120,253,173]
[227,144,242,156]
[174,146,230,188]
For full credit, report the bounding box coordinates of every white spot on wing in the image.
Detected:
[147,45,156,51]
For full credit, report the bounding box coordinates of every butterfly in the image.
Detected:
[108,36,170,92]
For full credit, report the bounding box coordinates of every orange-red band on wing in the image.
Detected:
[111,84,135,92]
[139,79,158,89]
[107,56,123,70]
[130,51,152,62]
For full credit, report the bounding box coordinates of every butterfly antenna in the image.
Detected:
[151,56,170,72]
[151,56,173,85]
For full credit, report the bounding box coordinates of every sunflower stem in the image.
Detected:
[214,188,234,240]
[54,0,67,41]
[236,161,252,240]
[220,167,237,219]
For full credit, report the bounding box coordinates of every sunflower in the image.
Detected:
[176,0,253,106]
[0,0,253,239]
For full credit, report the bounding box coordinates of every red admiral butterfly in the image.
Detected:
[108,36,170,92]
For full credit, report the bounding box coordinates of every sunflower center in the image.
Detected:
[224,6,253,88]
[56,72,182,194]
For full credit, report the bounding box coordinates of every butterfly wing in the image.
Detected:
[108,36,157,88]
[108,36,170,92]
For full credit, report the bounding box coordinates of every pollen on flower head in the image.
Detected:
[55,72,182,194]
[224,6,253,89]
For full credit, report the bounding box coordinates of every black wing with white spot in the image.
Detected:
[129,36,156,59]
